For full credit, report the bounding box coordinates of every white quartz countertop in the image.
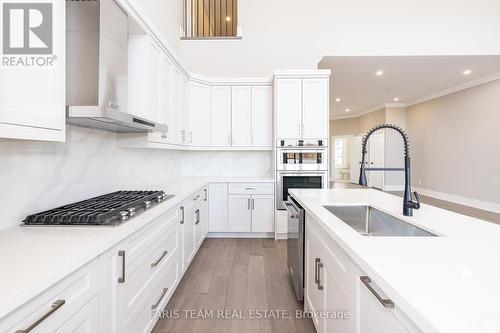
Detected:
[289,188,500,333]
[0,176,274,319]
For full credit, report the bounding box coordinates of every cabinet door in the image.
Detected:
[54,297,98,333]
[180,75,189,144]
[189,81,211,146]
[228,195,252,232]
[302,78,328,139]
[276,78,302,139]
[251,195,274,232]
[208,183,228,232]
[0,0,65,141]
[183,207,196,268]
[157,53,172,141]
[359,277,413,333]
[194,206,203,248]
[211,86,232,146]
[305,231,325,332]
[128,36,160,123]
[231,86,252,146]
[251,86,273,147]
[202,188,209,237]
[169,67,182,144]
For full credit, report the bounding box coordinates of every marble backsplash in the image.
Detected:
[0,126,273,229]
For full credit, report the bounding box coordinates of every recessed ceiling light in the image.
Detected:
[376,70,384,76]
[463,69,472,75]
[335,98,341,102]
[345,108,350,112]
[226,16,231,21]
[393,97,399,102]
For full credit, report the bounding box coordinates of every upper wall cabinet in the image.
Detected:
[251,86,273,147]
[0,0,65,141]
[231,86,252,146]
[211,86,232,147]
[188,81,212,146]
[275,71,330,140]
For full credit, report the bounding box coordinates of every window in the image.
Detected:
[334,138,345,166]
[183,0,239,39]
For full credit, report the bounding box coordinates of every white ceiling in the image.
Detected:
[319,56,500,119]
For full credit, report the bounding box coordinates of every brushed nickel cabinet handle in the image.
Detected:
[193,194,200,201]
[251,198,255,210]
[15,300,65,333]
[118,250,126,283]
[151,288,169,310]
[244,187,256,190]
[314,258,320,284]
[151,250,168,268]
[195,209,200,225]
[203,189,207,201]
[180,206,185,224]
[317,262,324,290]
[360,276,394,308]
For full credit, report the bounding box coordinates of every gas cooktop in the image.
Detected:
[23,190,173,226]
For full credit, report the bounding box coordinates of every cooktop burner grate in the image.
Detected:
[23,190,168,226]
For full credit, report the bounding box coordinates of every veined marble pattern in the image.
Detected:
[180,150,273,177]
[0,126,183,229]
[0,126,273,229]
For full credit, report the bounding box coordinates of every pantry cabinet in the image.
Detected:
[276,78,302,139]
[0,0,65,141]
[302,78,328,139]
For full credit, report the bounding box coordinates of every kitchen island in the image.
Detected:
[290,188,500,333]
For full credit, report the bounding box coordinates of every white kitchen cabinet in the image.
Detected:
[0,0,65,141]
[99,210,180,333]
[202,188,209,237]
[128,35,161,124]
[302,78,328,139]
[188,81,211,146]
[208,183,229,232]
[158,54,172,131]
[359,275,421,333]
[0,259,98,333]
[250,195,274,232]
[168,67,182,144]
[180,75,189,144]
[182,205,196,269]
[228,195,253,232]
[276,78,302,139]
[251,86,273,147]
[54,297,98,333]
[275,72,330,140]
[231,86,252,146]
[211,86,232,146]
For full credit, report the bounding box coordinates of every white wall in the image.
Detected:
[180,0,500,77]
[406,79,500,207]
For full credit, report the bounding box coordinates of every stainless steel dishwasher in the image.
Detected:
[285,196,305,301]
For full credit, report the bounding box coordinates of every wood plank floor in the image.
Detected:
[153,239,316,333]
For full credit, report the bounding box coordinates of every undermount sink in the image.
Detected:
[323,205,438,237]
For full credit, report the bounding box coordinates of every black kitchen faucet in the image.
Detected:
[359,123,421,216]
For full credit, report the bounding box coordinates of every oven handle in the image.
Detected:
[284,201,299,219]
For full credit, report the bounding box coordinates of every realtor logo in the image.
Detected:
[2,2,53,54]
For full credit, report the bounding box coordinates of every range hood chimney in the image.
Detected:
[66,0,167,133]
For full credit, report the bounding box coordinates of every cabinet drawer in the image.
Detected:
[117,216,179,325]
[0,259,98,333]
[124,247,180,333]
[228,182,274,195]
[183,189,205,213]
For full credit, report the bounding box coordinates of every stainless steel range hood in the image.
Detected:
[66,0,167,133]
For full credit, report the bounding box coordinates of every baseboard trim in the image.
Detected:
[207,232,275,238]
[413,187,500,214]
[275,233,287,240]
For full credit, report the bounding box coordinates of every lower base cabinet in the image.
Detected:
[305,213,422,333]
[54,296,98,333]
